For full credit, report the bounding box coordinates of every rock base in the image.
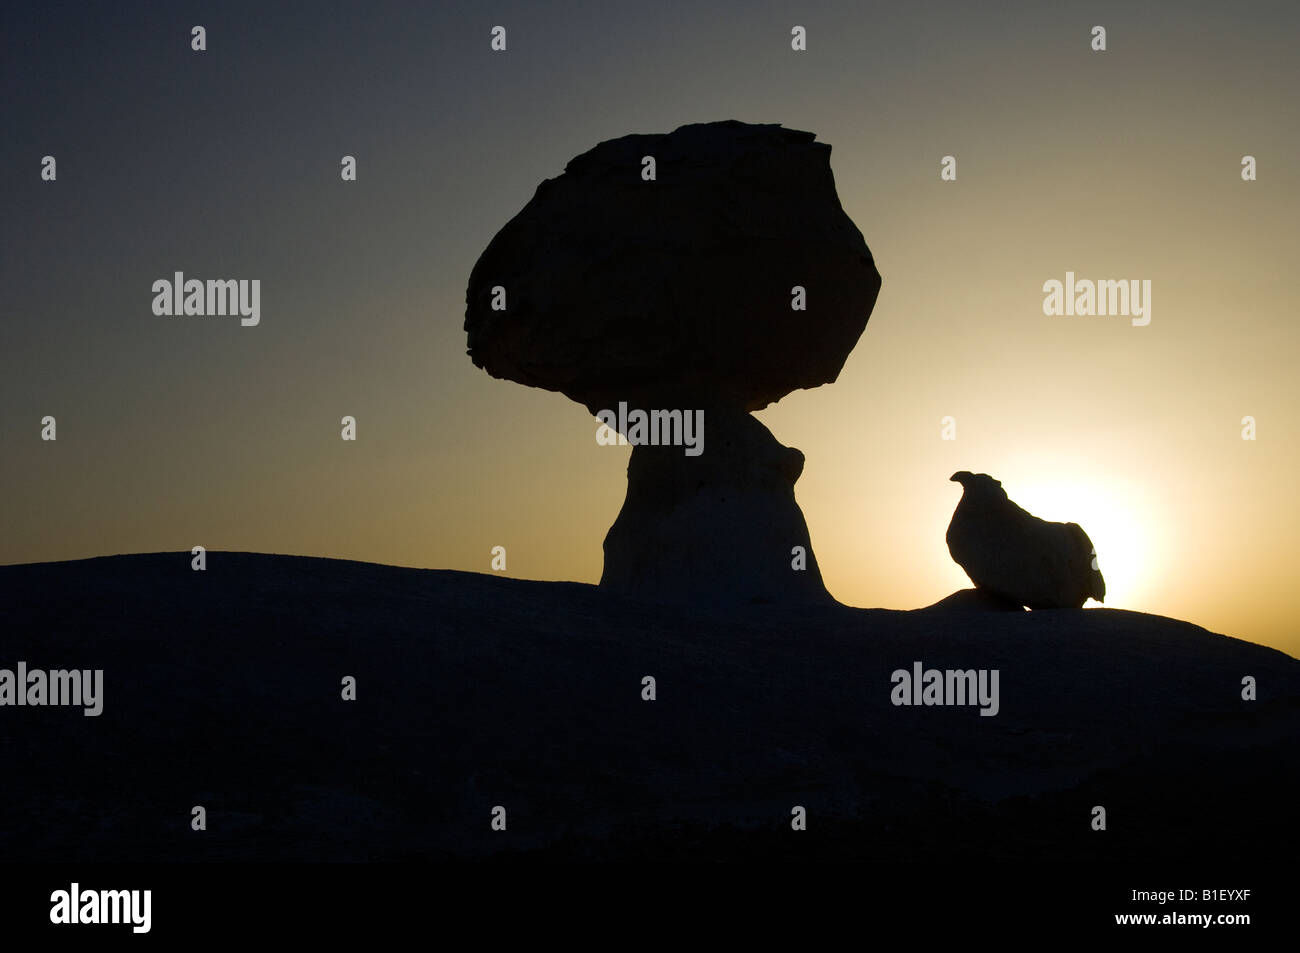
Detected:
[600,409,831,606]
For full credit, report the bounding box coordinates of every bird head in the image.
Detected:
[950,471,1008,500]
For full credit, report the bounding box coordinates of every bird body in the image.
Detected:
[946,472,1105,610]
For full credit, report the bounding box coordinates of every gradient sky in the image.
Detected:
[3,0,1297,655]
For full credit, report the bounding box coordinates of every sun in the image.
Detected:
[1007,476,1156,610]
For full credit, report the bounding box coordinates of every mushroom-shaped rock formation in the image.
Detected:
[465,121,882,605]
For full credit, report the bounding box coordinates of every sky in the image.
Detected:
[2,0,1297,656]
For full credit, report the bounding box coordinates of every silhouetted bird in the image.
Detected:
[946,471,1105,609]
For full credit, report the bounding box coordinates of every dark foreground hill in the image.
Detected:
[1,552,1295,862]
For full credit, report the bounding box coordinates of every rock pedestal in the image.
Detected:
[600,407,830,605]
